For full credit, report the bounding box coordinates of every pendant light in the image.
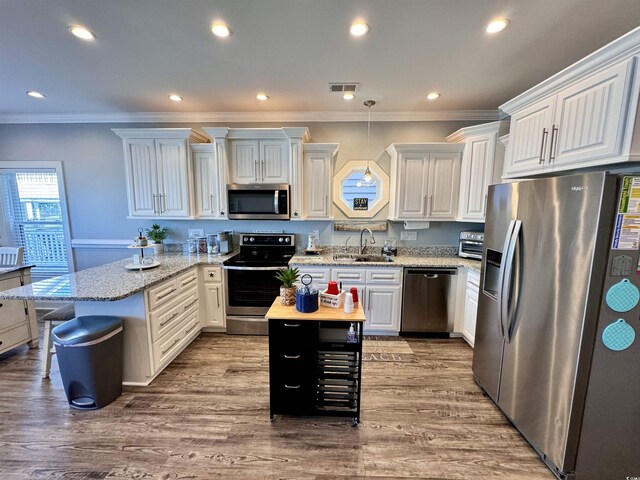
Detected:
[363,100,376,184]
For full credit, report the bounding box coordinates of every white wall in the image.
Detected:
[0,120,482,270]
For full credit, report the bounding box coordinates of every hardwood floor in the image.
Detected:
[0,327,555,479]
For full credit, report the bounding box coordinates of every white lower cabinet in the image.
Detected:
[462,270,480,347]
[201,266,226,330]
[332,267,403,334]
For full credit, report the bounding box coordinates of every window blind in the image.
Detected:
[0,170,69,279]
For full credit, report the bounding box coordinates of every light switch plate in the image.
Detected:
[401,231,417,241]
[188,229,204,238]
[311,230,319,239]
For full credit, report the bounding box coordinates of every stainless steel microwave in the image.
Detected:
[227,184,290,220]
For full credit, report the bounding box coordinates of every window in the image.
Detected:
[0,163,73,279]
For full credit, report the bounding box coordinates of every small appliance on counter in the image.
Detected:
[305,231,324,255]
[458,231,484,260]
[381,239,398,256]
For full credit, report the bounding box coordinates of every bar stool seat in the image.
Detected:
[41,303,75,378]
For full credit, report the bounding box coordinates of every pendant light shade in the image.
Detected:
[362,100,376,185]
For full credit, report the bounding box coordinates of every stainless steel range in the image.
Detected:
[223,233,295,335]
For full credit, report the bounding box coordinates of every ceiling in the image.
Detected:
[2,0,640,122]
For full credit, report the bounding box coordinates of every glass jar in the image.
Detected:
[183,239,197,254]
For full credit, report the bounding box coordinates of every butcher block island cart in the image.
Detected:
[265,298,366,425]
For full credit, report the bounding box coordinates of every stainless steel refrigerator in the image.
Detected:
[473,172,640,480]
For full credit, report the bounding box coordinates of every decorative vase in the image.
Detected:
[153,242,164,255]
[280,286,297,306]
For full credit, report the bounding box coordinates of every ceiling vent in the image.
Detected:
[329,82,359,93]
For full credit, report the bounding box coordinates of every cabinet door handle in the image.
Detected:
[428,194,433,216]
[284,354,300,359]
[284,384,301,389]
[152,194,158,214]
[210,194,214,212]
[216,288,220,308]
[423,195,427,215]
[162,338,180,355]
[368,290,372,312]
[283,323,300,327]
[549,125,559,163]
[160,311,179,327]
[325,194,328,210]
[185,322,198,334]
[539,128,549,164]
[157,288,176,300]
[484,194,488,216]
[261,160,265,182]
[162,194,167,213]
[254,160,259,181]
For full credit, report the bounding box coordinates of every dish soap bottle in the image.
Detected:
[346,323,357,343]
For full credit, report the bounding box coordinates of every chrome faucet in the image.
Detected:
[344,235,352,253]
[359,228,376,255]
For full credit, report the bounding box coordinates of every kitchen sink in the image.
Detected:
[332,253,393,263]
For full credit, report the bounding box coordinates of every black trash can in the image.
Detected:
[51,315,124,410]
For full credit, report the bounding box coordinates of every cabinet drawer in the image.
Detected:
[150,285,199,341]
[0,276,21,292]
[0,321,29,354]
[202,266,223,282]
[269,320,316,345]
[0,299,27,330]
[365,268,402,284]
[332,268,365,284]
[152,310,199,369]
[295,267,331,285]
[176,268,199,290]
[271,381,314,414]
[467,270,480,288]
[147,278,178,311]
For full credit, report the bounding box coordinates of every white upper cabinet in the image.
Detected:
[191,144,228,219]
[447,121,507,222]
[303,143,339,219]
[229,138,289,184]
[113,128,208,219]
[501,29,640,178]
[386,143,463,221]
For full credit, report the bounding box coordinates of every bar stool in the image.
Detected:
[41,303,75,378]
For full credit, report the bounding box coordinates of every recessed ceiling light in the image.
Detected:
[27,91,45,99]
[211,23,231,38]
[350,21,369,37]
[427,92,440,100]
[256,93,269,101]
[68,25,96,41]
[343,93,355,100]
[486,18,509,34]
[168,94,183,102]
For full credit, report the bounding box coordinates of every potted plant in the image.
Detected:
[146,224,169,254]
[274,267,300,306]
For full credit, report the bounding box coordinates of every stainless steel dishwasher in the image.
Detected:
[401,268,457,333]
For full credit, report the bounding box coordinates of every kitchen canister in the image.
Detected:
[296,274,318,313]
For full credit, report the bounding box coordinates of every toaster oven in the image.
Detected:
[459,231,484,260]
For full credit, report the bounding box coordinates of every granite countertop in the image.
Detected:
[0,253,235,302]
[290,253,481,273]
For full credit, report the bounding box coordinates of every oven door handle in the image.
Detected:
[223,266,284,271]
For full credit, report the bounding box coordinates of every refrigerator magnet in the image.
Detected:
[605,278,640,312]
[602,319,636,351]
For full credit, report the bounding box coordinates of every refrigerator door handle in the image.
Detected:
[502,220,522,343]
[496,220,516,338]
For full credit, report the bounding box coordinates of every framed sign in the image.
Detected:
[353,198,369,210]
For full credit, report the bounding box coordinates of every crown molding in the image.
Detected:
[0,109,499,124]
[446,120,508,143]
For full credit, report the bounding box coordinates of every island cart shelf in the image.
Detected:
[265,298,366,426]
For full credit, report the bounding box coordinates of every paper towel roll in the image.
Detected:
[403,221,430,230]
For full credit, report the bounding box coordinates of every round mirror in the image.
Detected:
[333,160,389,218]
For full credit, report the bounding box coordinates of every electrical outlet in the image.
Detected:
[311,230,319,239]
[188,229,204,238]
[400,231,417,241]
